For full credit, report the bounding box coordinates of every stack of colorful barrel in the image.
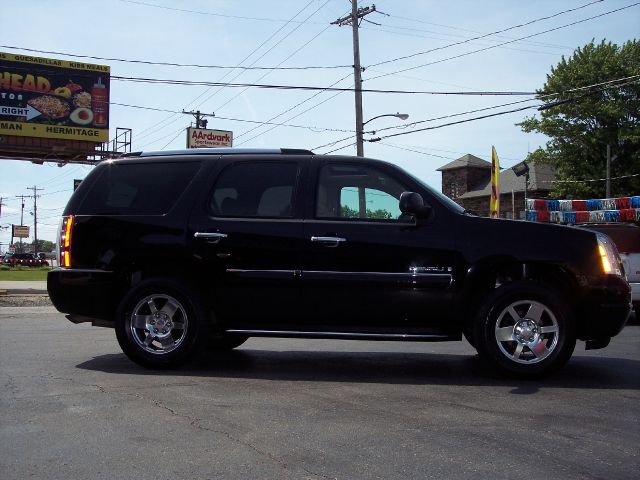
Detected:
[526,196,640,223]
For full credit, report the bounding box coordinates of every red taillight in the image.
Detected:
[59,215,74,268]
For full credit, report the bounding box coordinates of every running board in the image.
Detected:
[225,329,455,342]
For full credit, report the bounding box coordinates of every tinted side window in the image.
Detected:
[210,162,299,218]
[316,164,408,221]
[77,162,201,215]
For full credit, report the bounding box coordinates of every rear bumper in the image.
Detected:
[47,268,117,321]
[578,275,631,340]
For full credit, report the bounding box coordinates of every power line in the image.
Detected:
[367,77,640,142]
[325,142,358,155]
[375,142,456,161]
[235,74,354,145]
[367,2,640,82]
[377,11,570,49]
[211,2,334,114]
[379,142,533,163]
[374,76,640,135]
[190,1,327,119]
[132,0,322,147]
[540,173,640,183]
[112,102,357,133]
[0,45,350,71]
[362,20,571,50]
[236,74,640,148]
[311,76,640,150]
[369,0,604,68]
[119,0,330,24]
[360,26,568,58]
[111,75,537,95]
[313,134,357,151]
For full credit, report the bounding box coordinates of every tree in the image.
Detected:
[340,204,393,219]
[30,239,55,253]
[519,40,640,198]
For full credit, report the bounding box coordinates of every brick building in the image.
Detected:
[437,154,556,219]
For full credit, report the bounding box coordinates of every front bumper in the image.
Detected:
[578,275,631,340]
[47,268,117,321]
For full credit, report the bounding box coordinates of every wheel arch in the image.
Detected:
[459,256,581,337]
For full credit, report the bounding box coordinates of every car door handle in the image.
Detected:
[194,232,227,243]
[310,236,347,247]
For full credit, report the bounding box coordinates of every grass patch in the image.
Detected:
[0,268,50,281]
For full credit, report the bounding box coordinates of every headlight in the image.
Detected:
[596,233,623,276]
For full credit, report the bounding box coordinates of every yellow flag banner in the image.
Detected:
[490,146,500,218]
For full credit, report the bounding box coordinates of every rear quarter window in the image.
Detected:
[76,161,201,215]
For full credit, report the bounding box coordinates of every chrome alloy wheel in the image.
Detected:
[494,299,559,365]
[129,294,188,355]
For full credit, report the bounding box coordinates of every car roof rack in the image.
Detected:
[123,148,314,158]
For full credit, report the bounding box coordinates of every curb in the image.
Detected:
[1,290,48,295]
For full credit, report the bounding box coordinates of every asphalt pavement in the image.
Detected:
[1,307,638,480]
[0,281,47,294]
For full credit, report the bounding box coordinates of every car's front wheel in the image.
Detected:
[115,278,208,368]
[473,282,576,377]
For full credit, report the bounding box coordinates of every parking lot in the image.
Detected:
[1,306,638,479]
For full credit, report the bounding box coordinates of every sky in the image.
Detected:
[0,0,638,250]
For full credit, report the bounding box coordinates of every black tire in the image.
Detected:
[115,278,209,368]
[208,334,249,351]
[473,281,576,377]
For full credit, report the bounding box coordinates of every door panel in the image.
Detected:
[188,159,307,327]
[301,161,457,331]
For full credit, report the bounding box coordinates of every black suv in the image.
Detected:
[47,148,631,376]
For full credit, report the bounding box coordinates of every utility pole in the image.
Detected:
[28,186,44,254]
[0,197,4,252]
[606,144,611,199]
[16,194,28,253]
[182,110,215,129]
[332,2,376,157]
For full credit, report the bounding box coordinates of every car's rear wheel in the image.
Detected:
[473,282,575,377]
[115,278,208,368]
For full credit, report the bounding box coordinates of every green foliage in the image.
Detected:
[518,40,640,198]
[30,239,56,253]
[340,205,393,219]
[0,268,50,281]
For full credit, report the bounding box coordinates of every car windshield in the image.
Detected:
[406,172,465,214]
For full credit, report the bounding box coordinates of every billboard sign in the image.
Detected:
[0,52,110,142]
[187,127,233,148]
[12,225,29,238]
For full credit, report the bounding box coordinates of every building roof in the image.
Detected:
[436,154,491,171]
[458,161,555,199]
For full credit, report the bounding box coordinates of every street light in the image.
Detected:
[362,112,410,127]
[512,160,530,219]
[358,112,409,157]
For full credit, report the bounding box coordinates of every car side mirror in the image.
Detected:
[399,192,432,219]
